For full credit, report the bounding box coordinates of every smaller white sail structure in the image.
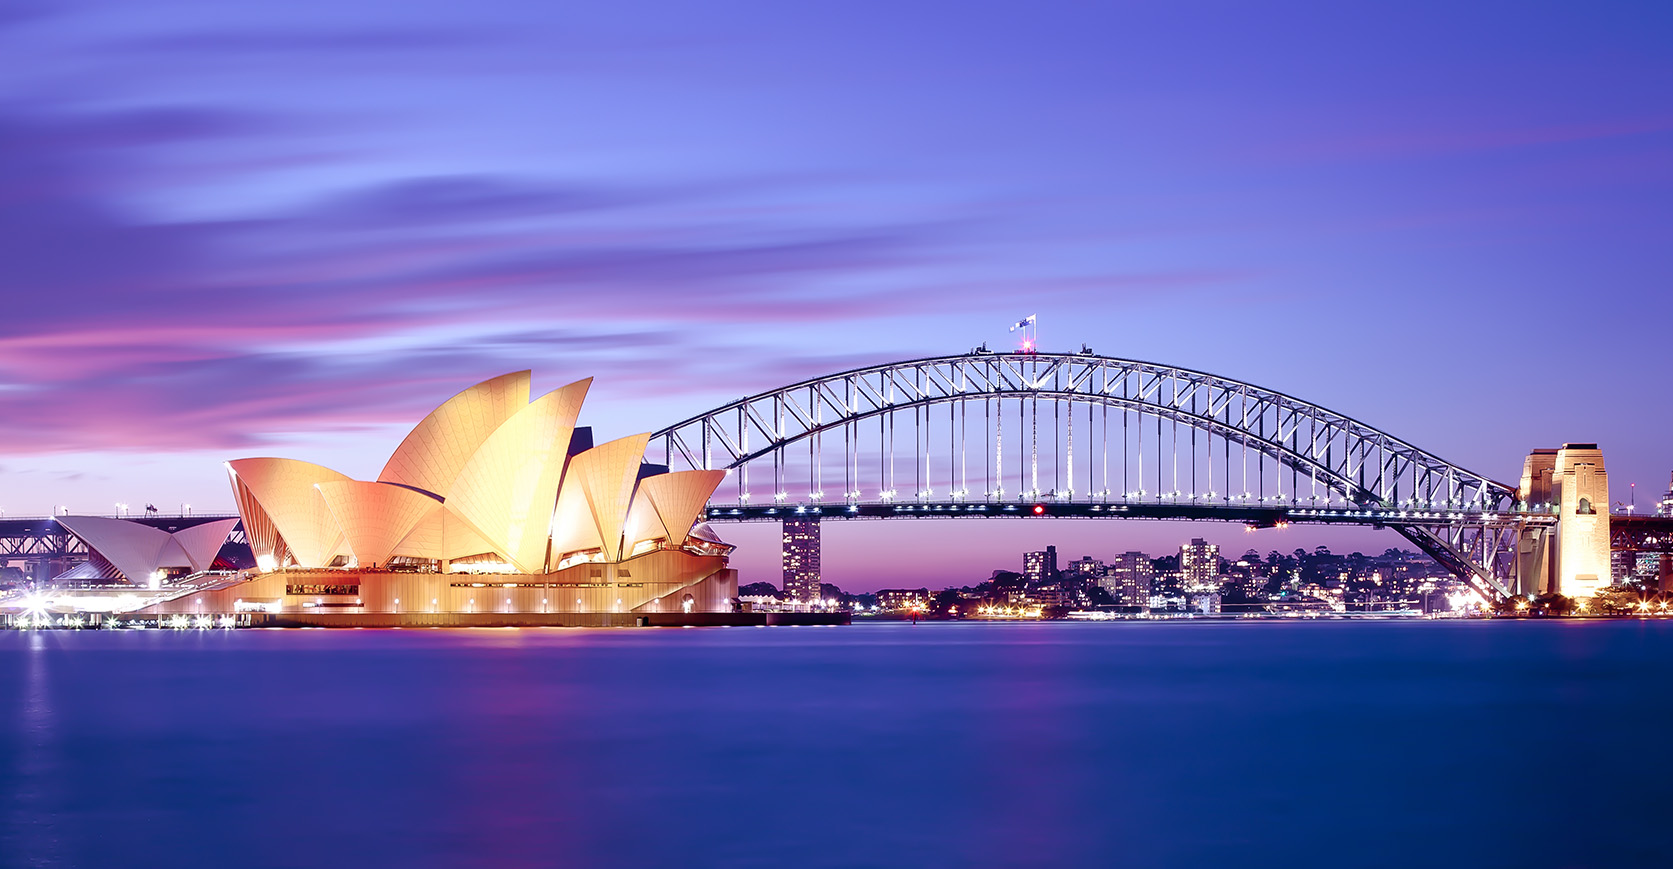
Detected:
[56,515,239,585]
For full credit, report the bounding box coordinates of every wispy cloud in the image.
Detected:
[0,100,992,453]
[107,27,498,57]
[1257,114,1673,164]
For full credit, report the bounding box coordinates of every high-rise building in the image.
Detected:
[1659,472,1673,518]
[1023,546,1058,585]
[1179,538,1221,592]
[1102,551,1153,607]
[782,518,821,603]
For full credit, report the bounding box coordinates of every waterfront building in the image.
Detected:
[782,518,821,603]
[876,588,929,611]
[1188,592,1221,614]
[738,593,783,612]
[98,371,737,620]
[1179,538,1221,592]
[1297,582,1346,611]
[1148,592,1186,612]
[1023,546,1058,584]
[1029,583,1065,607]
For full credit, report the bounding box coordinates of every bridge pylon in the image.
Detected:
[1518,444,1610,599]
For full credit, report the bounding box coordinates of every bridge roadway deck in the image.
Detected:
[0,513,239,531]
[702,500,1559,529]
[1613,515,1673,551]
[0,513,242,553]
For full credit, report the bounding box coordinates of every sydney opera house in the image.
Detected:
[122,371,737,624]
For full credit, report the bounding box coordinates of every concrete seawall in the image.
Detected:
[244,611,850,628]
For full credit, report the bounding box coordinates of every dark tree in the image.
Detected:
[1533,593,1575,616]
[990,570,1025,590]
[932,587,964,617]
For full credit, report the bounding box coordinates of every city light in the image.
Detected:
[21,593,50,624]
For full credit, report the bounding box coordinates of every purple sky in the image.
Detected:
[2,1,1669,589]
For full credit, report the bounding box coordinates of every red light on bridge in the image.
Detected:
[1032,504,1045,515]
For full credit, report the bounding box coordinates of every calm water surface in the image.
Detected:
[3,620,1671,868]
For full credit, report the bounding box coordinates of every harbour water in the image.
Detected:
[3,620,1671,867]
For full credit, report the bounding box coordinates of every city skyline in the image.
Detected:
[2,2,1669,590]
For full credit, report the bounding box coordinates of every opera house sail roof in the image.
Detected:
[54,515,240,585]
[225,371,726,575]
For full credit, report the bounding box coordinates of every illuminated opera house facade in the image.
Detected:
[148,372,736,621]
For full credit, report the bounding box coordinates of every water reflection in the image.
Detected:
[4,631,63,867]
[0,622,1668,867]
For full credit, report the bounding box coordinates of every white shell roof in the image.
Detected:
[226,372,724,575]
[55,515,237,584]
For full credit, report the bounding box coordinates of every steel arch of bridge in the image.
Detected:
[650,351,1549,600]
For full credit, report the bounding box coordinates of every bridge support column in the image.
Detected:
[782,517,821,604]
[1518,451,1558,596]
[1515,526,1552,597]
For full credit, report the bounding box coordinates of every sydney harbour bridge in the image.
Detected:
[649,349,1660,603]
[5,349,1668,603]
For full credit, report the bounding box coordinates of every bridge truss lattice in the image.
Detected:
[652,352,1552,600]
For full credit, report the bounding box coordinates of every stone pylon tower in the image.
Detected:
[1518,444,1611,599]
[1516,449,1558,596]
